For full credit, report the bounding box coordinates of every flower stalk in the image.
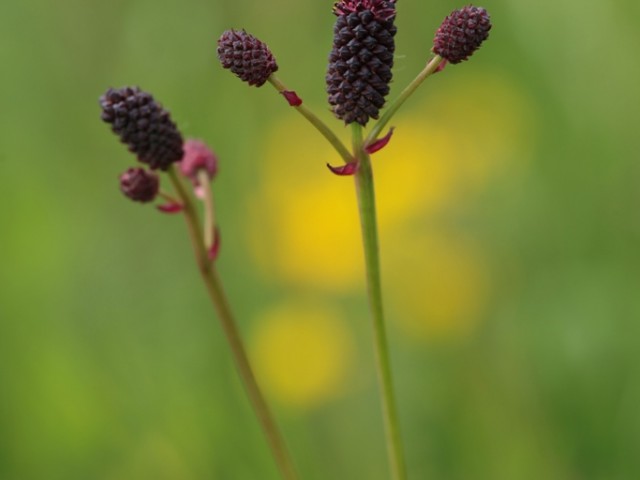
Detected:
[365,55,444,146]
[351,124,407,480]
[267,75,353,166]
[158,191,181,204]
[167,166,299,480]
[197,169,216,249]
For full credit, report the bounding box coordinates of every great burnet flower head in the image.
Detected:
[433,6,491,64]
[100,86,184,171]
[119,167,159,203]
[217,29,279,87]
[326,0,397,126]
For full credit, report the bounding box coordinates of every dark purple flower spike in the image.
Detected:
[100,87,184,171]
[433,6,491,64]
[217,29,279,87]
[326,0,397,126]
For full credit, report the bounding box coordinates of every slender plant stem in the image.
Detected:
[167,166,299,480]
[158,190,181,204]
[197,170,216,249]
[366,55,444,146]
[267,75,354,165]
[351,125,407,480]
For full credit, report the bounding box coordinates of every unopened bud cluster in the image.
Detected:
[119,167,159,203]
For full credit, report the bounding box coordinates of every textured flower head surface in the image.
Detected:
[326,0,397,126]
[119,167,159,203]
[333,0,396,19]
[433,6,491,64]
[100,87,184,171]
[217,29,279,87]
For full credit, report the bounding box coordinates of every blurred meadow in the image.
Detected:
[1,0,639,479]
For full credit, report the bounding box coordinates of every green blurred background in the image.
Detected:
[1,0,639,479]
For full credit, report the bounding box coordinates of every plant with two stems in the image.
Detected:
[99,3,491,479]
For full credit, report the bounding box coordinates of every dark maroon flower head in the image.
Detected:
[433,6,491,64]
[326,0,397,126]
[100,87,184,171]
[333,0,396,20]
[119,167,159,203]
[217,29,279,87]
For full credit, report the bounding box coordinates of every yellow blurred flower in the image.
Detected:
[384,232,490,341]
[425,71,536,190]
[250,301,353,409]
[248,152,362,290]
[105,434,194,480]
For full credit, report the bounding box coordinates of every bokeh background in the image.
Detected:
[1,0,639,479]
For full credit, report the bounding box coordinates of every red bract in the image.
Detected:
[157,202,184,214]
[327,162,358,176]
[281,90,303,107]
[208,228,221,261]
[365,128,394,154]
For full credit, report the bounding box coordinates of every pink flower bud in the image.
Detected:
[179,139,218,183]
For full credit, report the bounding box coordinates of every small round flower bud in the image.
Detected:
[217,30,279,87]
[100,86,184,170]
[119,167,159,203]
[326,0,397,126]
[433,6,491,64]
[179,139,218,182]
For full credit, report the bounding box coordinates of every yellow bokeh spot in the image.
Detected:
[374,123,458,224]
[250,302,353,409]
[105,434,194,480]
[247,117,362,290]
[419,72,536,190]
[385,232,490,341]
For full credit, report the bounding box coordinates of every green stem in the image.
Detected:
[268,75,354,165]
[168,167,299,480]
[158,190,180,204]
[366,55,443,147]
[196,170,216,250]
[351,125,407,480]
